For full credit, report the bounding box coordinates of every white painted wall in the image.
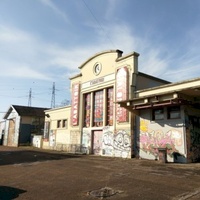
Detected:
[4,107,21,146]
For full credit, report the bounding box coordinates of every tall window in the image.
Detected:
[62,119,68,128]
[93,90,103,127]
[84,93,91,127]
[57,120,61,128]
[106,87,113,126]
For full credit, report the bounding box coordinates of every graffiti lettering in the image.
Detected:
[139,120,182,157]
[103,129,131,158]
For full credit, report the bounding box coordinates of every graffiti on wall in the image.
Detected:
[49,130,56,147]
[102,127,131,158]
[82,130,91,153]
[139,120,182,156]
[113,130,131,158]
[188,116,200,145]
[102,129,113,156]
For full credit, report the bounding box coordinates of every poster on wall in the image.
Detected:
[116,67,129,122]
[71,82,80,126]
[49,130,56,147]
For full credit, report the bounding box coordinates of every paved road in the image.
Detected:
[0,146,200,200]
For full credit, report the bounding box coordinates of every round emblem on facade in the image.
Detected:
[93,62,102,76]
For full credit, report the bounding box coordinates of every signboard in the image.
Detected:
[116,67,128,122]
[71,83,80,126]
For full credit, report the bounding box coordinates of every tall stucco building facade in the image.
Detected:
[68,50,168,158]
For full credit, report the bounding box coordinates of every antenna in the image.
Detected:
[28,88,32,107]
[51,82,55,108]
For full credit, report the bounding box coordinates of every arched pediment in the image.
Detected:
[78,49,123,69]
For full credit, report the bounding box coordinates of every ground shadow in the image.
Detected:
[0,186,26,200]
[0,147,82,166]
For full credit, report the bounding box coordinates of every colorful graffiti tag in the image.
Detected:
[82,128,131,158]
[102,128,131,158]
[139,120,182,157]
[102,130,113,156]
[82,130,91,153]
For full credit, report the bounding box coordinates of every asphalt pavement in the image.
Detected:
[0,146,200,200]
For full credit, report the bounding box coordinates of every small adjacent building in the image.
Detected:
[3,105,48,147]
[43,106,81,153]
[119,77,200,163]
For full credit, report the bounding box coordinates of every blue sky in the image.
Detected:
[0,0,200,120]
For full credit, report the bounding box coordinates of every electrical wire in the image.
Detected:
[82,0,116,49]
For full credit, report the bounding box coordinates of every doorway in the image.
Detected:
[92,130,103,155]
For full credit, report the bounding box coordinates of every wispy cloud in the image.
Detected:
[39,0,69,23]
[100,21,200,82]
[160,26,200,81]
[0,24,102,81]
[0,25,67,80]
[1,17,200,84]
[0,25,30,42]
[105,0,119,20]
[1,62,51,80]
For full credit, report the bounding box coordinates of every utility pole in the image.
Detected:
[51,82,55,108]
[28,88,32,107]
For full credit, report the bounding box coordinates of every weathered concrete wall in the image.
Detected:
[185,105,200,162]
[138,108,186,163]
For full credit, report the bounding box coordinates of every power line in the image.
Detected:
[82,0,116,48]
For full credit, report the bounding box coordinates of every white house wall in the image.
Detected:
[4,109,21,147]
